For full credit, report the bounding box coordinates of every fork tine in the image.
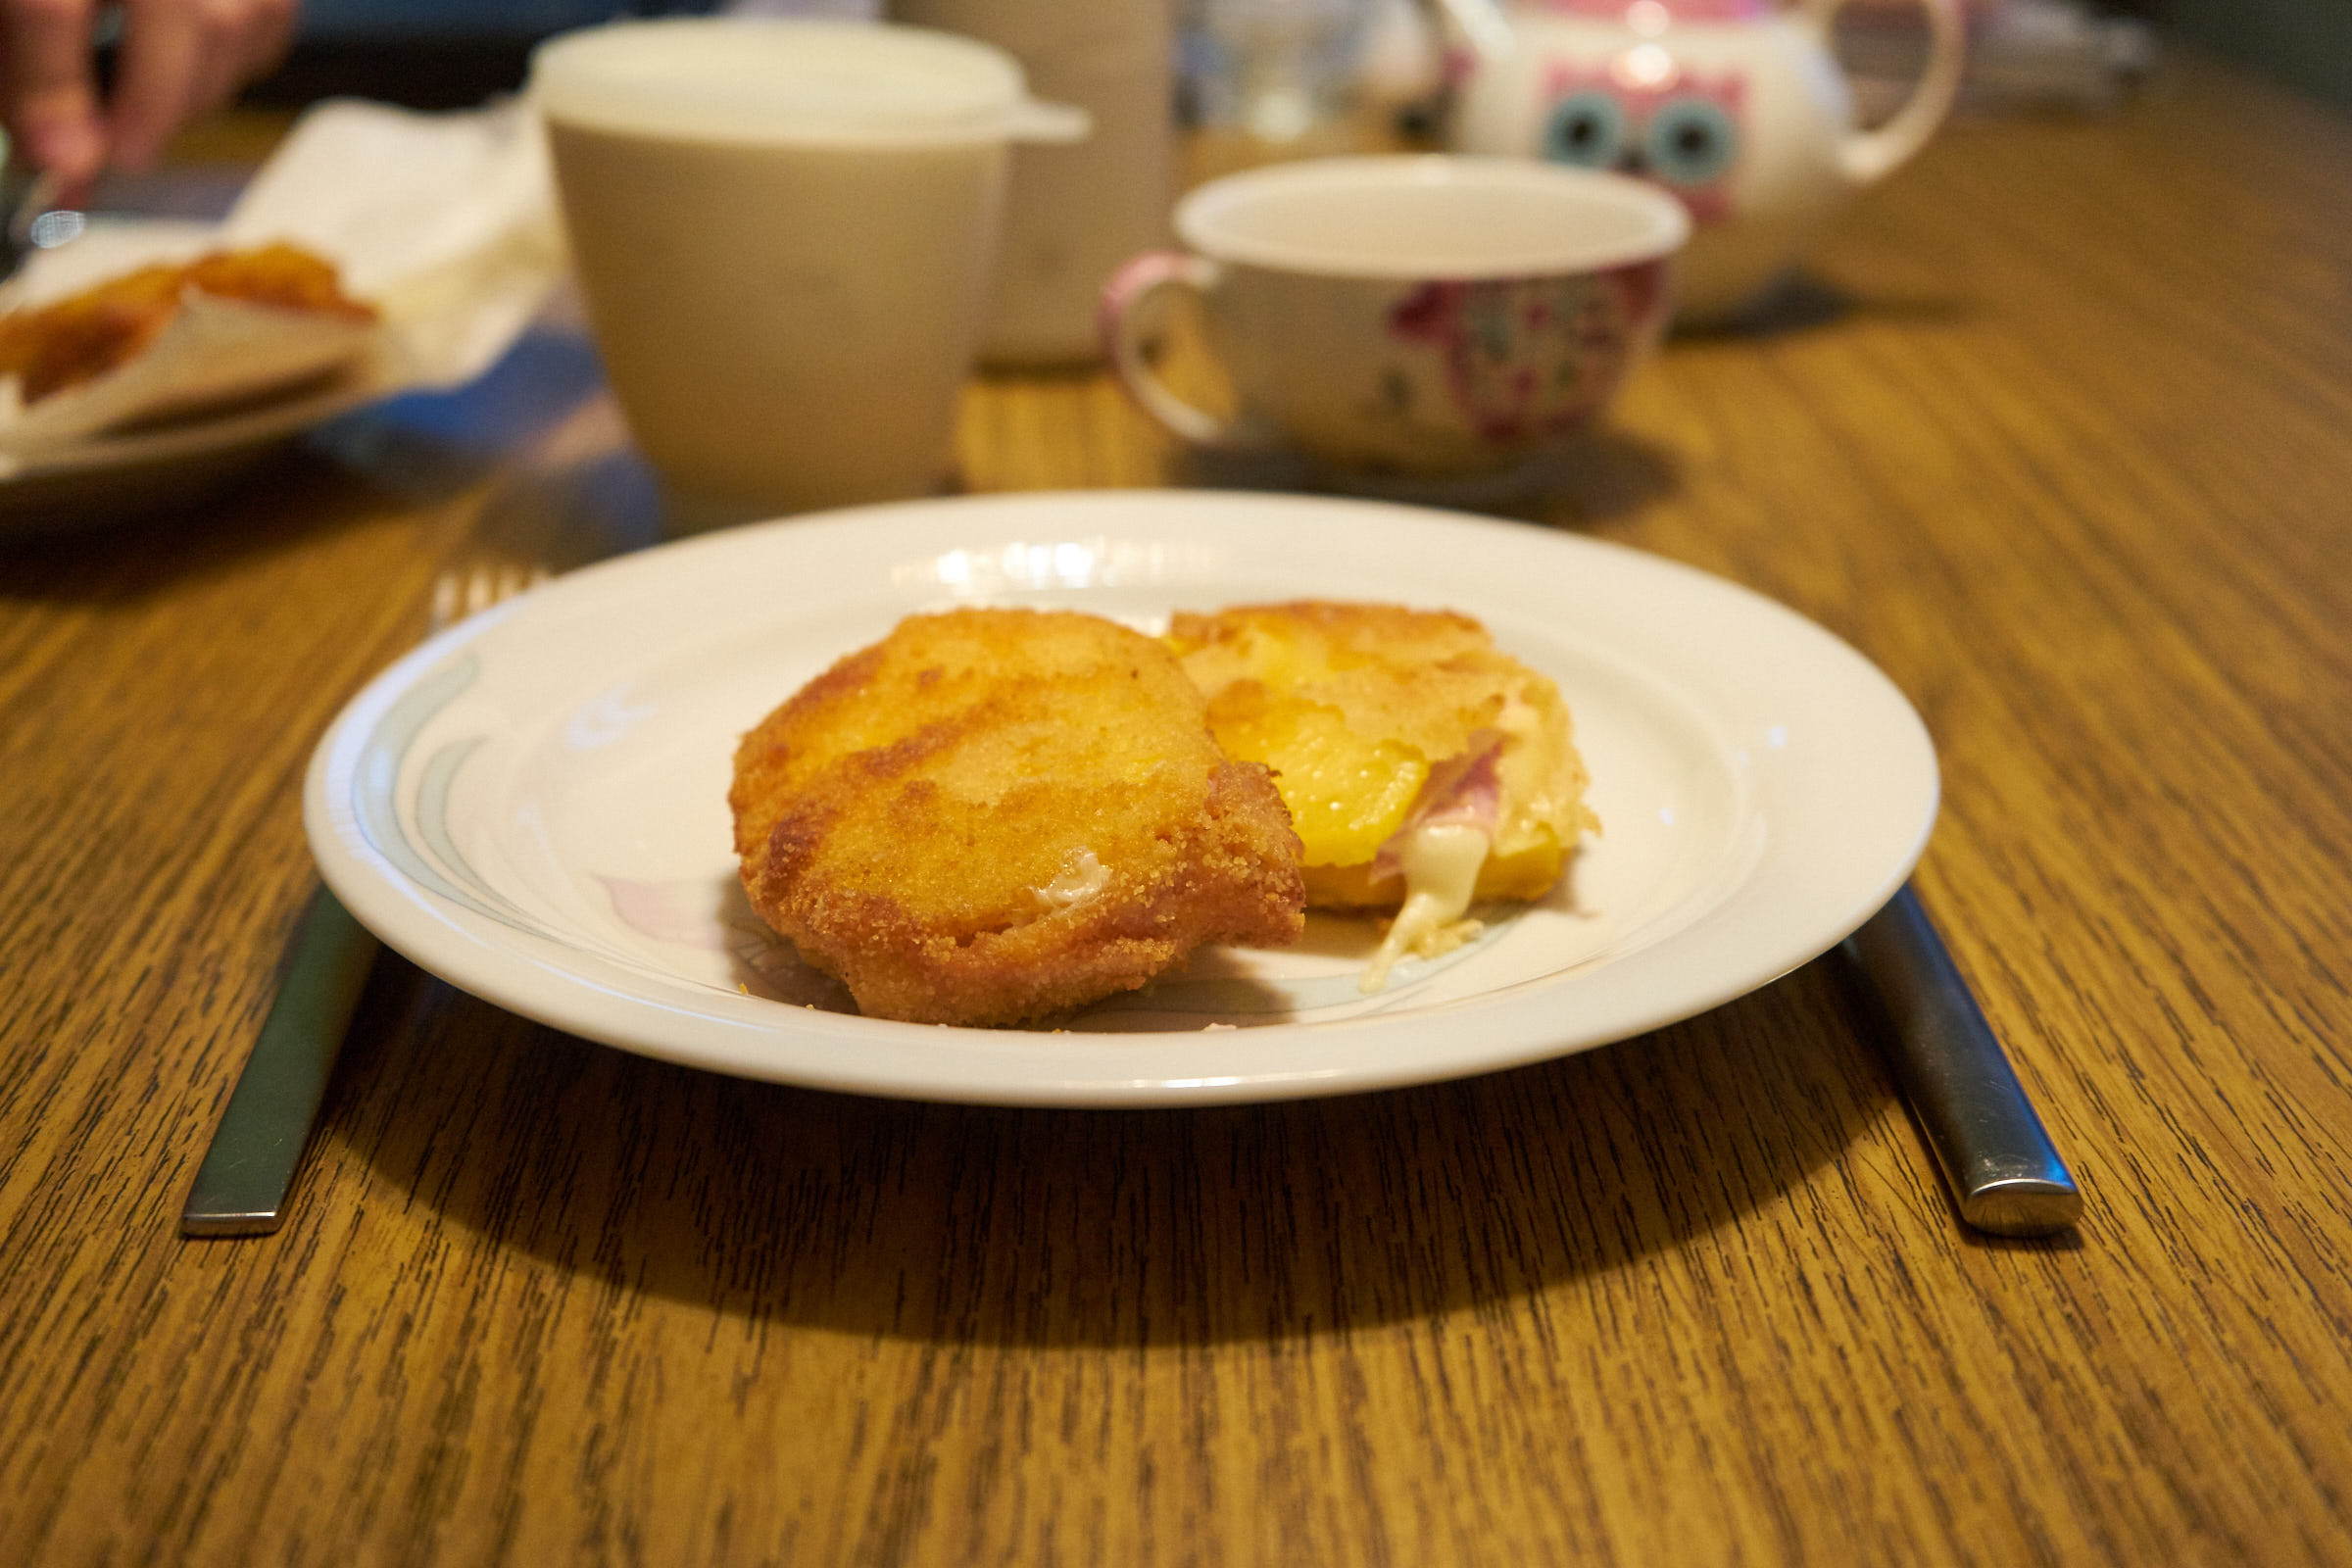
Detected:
[430,563,546,635]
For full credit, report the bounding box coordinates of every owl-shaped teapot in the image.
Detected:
[1444,0,1966,320]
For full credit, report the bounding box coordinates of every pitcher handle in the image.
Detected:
[1805,0,1969,187]
[1100,252,1264,451]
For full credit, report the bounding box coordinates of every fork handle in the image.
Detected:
[181,888,379,1237]
[1840,883,2083,1237]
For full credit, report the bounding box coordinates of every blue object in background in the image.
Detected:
[257,0,880,108]
[298,0,710,39]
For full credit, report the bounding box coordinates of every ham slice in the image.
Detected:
[1359,730,1510,993]
[1370,729,1506,885]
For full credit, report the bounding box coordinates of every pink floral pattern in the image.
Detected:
[1385,261,1667,446]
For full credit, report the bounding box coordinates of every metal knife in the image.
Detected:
[1838,882,2083,1237]
[181,888,379,1236]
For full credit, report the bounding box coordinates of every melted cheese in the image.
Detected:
[1359,823,1491,994]
[1035,849,1107,910]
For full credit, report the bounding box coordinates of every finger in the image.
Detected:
[185,0,280,118]
[3,0,108,184]
[188,0,296,125]
[106,0,219,171]
[112,0,297,166]
[233,0,296,83]
[184,23,243,124]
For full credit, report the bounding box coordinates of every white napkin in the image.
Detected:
[0,97,567,454]
[219,98,566,389]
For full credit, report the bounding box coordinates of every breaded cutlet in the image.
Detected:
[730,608,1305,1026]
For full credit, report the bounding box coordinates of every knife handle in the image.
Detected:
[181,887,380,1237]
[1840,883,2082,1237]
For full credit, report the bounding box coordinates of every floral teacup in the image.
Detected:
[1101,156,1687,490]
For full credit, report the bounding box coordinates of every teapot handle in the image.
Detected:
[1804,0,1969,186]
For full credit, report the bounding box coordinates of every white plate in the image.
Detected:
[0,365,385,537]
[307,490,1937,1105]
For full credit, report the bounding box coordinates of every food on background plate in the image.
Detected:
[0,243,375,404]
[0,242,380,448]
[729,608,1306,1027]
[1167,601,1596,992]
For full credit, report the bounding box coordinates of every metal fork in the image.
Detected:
[2,171,80,276]
[181,564,547,1237]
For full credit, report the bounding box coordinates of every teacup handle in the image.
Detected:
[1100,252,1266,451]
[1804,0,1969,186]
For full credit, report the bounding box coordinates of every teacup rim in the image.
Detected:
[1174,155,1690,281]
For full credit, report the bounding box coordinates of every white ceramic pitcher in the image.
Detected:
[1443,0,1967,320]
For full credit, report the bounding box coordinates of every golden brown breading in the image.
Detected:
[1166,600,1596,909]
[0,242,375,404]
[730,608,1305,1026]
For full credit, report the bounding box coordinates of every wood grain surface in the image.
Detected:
[6,57,2352,1567]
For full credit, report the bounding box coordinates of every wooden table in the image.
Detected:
[7,57,2352,1567]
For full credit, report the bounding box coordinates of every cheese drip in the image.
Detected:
[1034,849,1107,909]
[1359,823,1491,994]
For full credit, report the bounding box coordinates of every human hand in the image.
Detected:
[4,0,298,189]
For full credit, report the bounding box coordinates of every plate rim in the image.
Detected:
[305,488,1939,1105]
[0,362,385,478]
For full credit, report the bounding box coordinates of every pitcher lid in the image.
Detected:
[531,19,1085,146]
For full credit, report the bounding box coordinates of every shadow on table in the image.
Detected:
[1174,425,1684,533]
[1666,272,1974,342]
[0,445,387,607]
[328,954,1896,1348]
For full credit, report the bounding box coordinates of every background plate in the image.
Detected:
[0,365,384,536]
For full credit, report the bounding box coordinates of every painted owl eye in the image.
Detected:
[1544,90,1629,170]
[1643,96,1740,186]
